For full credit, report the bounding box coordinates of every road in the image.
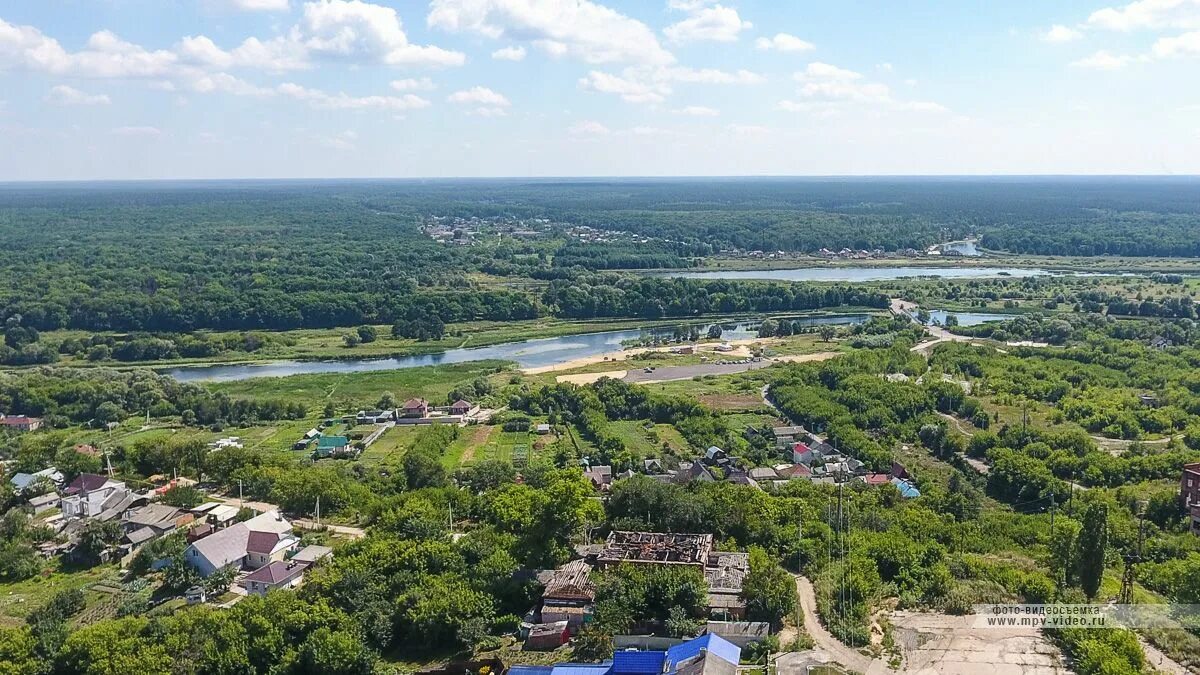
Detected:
[293,519,367,539]
[794,575,881,674]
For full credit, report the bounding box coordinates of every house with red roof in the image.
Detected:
[400,398,429,418]
[0,415,43,432]
[241,560,308,596]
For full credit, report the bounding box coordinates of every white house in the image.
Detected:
[61,474,130,519]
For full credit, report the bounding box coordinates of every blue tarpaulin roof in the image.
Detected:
[511,667,554,675]
[890,476,921,498]
[666,634,741,670]
[612,650,666,675]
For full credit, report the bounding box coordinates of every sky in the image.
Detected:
[0,0,1198,180]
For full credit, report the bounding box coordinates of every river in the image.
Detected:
[162,315,869,383]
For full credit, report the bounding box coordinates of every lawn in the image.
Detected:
[209,360,512,411]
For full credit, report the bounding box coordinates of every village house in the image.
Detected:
[400,398,430,418]
[0,414,43,432]
[183,511,297,577]
[772,426,807,449]
[511,634,741,675]
[597,531,750,620]
[539,559,595,631]
[583,465,613,491]
[61,474,138,520]
[314,435,352,459]
[241,560,307,596]
[1183,463,1200,537]
[1181,462,1200,508]
[9,467,64,494]
[122,504,193,548]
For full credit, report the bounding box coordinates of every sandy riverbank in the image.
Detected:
[520,337,767,375]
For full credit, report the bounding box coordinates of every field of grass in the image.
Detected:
[209,360,511,411]
[0,562,124,627]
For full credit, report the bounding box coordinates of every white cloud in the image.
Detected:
[278,82,432,110]
[302,0,466,67]
[391,77,435,91]
[727,123,770,136]
[579,70,668,103]
[1070,49,1137,68]
[754,32,814,52]
[658,66,764,84]
[664,4,752,43]
[1041,24,1083,42]
[569,119,610,134]
[470,106,507,117]
[673,105,719,116]
[1086,0,1200,31]
[667,0,715,10]
[176,34,308,71]
[45,85,110,105]
[318,129,358,150]
[0,20,177,78]
[1152,29,1200,56]
[447,86,510,106]
[219,0,290,11]
[579,65,762,104]
[427,0,674,66]
[787,61,948,113]
[188,72,274,96]
[630,125,664,136]
[491,45,526,61]
[112,125,162,137]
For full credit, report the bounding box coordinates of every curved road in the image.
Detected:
[795,575,883,674]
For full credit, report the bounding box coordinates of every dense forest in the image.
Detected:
[1,179,1199,333]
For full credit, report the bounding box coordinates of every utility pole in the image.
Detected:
[1119,501,1147,605]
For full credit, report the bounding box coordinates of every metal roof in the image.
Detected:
[666,635,740,671]
[612,650,666,675]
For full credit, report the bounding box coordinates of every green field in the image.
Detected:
[208,361,512,411]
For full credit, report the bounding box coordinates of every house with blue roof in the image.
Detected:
[512,634,740,675]
[890,476,921,498]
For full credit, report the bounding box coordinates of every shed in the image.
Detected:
[705,621,770,647]
[525,621,570,651]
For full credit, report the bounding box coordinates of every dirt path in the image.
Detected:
[294,519,366,539]
[458,424,494,464]
[1139,636,1192,675]
[937,411,976,437]
[795,575,880,674]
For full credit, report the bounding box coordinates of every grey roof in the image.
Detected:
[125,527,158,546]
[706,621,770,640]
[291,545,333,564]
[125,504,182,528]
[189,511,292,570]
[772,426,806,437]
[747,467,777,481]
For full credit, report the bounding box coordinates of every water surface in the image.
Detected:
[164,316,868,383]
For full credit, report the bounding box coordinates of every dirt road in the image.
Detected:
[794,575,880,674]
[293,519,366,539]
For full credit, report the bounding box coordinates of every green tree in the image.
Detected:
[1077,503,1108,600]
[76,519,122,565]
[743,546,797,628]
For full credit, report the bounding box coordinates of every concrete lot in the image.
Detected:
[889,611,1067,675]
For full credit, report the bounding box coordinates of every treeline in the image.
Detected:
[543,276,889,319]
[0,367,304,428]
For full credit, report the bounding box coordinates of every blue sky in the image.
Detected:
[0,0,1198,179]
